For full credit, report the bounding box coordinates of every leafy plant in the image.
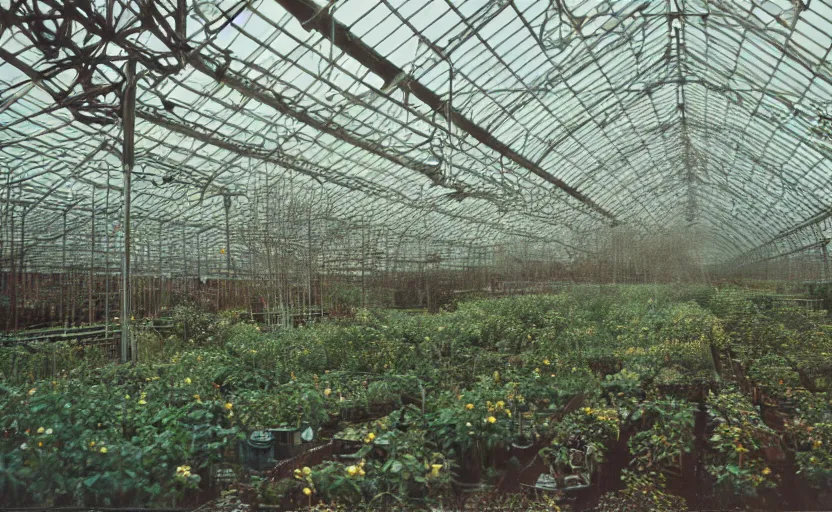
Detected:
[747,354,800,399]
[626,398,696,487]
[784,390,832,488]
[706,389,779,496]
[0,376,240,506]
[596,477,689,512]
[541,403,620,481]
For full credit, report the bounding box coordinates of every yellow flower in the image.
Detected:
[762,467,772,475]
[138,399,147,405]
[430,464,443,477]
[194,394,202,403]
[303,487,313,496]
[358,468,366,476]
[302,466,312,476]
[465,403,474,410]
[543,359,550,366]
[346,465,359,477]
[224,402,233,410]
[184,378,192,385]
[28,388,37,396]
[100,447,108,454]
[38,441,43,447]
[324,388,332,397]
[496,401,505,409]
[487,416,497,424]
[813,440,823,449]
[367,432,375,441]
[37,427,45,434]
[506,410,512,418]
[124,394,130,400]
[89,441,96,447]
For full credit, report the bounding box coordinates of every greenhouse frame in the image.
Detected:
[2,0,832,510]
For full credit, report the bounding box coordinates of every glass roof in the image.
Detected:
[2,0,832,272]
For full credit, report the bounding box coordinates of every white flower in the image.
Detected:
[45,428,53,435]
[20,443,28,451]
[465,422,472,427]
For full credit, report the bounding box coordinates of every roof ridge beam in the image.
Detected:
[273,0,619,225]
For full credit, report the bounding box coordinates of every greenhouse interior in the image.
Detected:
[2,0,832,510]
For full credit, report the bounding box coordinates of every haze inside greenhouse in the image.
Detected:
[3,0,832,312]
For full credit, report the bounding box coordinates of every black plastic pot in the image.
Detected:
[332,437,362,457]
[244,431,275,470]
[510,439,536,460]
[269,427,301,459]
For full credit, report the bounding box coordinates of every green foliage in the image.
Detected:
[430,387,515,455]
[706,389,779,496]
[602,369,643,403]
[784,390,832,488]
[596,480,689,512]
[541,403,620,475]
[0,340,108,385]
[748,354,800,398]
[170,304,248,345]
[0,376,240,506]
[273,406,452,509]
[626,398,697,486]
[4,285,832,509]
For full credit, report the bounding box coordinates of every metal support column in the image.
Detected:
[90,190,96,324]
[121,60,137,363]
[223,195,232,275]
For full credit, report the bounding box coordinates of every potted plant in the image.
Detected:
[705,390,779,500]
[747,355,800,410]
[430,389,513,484]
[540,403,620,491]
[626,398,696,488]
[784,390,832,494]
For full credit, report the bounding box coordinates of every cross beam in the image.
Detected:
[273,0,619,225]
